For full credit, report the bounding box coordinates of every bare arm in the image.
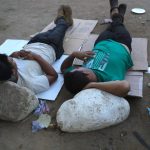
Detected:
[61,51,94,73]
[84,80,130,97]
[11,50,58,84]
[33,54,58,84]
[10,51,22,58]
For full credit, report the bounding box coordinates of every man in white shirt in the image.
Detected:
[0,5,73,94]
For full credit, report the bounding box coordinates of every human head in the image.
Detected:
[64,70,91,94]
[64,66,98,94]
[0,54,15,81]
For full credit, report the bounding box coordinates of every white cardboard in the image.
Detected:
[0,39,28,56]
[36,74,64,101]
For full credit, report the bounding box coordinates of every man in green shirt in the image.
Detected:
[61,0,133,97]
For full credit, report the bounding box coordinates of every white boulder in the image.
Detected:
[57,89,130,132]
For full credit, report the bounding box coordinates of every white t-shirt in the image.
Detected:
[13,42,56,94]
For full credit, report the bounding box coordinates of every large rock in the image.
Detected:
[57,89,130,132]
[0,81,39,122]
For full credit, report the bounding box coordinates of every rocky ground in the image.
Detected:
[0,0,150,150]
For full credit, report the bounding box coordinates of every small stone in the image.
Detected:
[147,83,150,87]
[120,131,127,137]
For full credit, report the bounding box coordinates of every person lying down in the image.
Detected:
[0,5,73,94]
[61,1,133,97]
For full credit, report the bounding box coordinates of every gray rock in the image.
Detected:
[0,81,39,122]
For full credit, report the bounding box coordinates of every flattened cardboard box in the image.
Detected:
[125,71,143,97]
[31,19,98,55]
[31,19,98,39]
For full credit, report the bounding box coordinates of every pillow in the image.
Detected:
[0,81,39,122]
[57,89,130,132]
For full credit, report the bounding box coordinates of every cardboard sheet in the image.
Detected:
[36,19,98,39]
[125,71,143,97]
[31,19,98,55]
[36,74,64,100]
[65,19,98,39]
[131,38,148,70]
[31,19,98,39]
[0,39,28,55]
[63,38,86,54]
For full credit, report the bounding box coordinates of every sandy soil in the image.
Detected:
[0,0,150,150]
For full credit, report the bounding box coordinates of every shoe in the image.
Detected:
[63,5,73,26]
[54,5,64,23]
[54,5,73,27]
[118,4,127,17]
[109,0,119,18]
[109,0,118,11]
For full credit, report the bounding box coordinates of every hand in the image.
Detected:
[20,51,39,60]
[10,50,30,59]
[72,51,95,61]
[10,51,21,58]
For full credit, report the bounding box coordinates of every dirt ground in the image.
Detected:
[0,0,150,150]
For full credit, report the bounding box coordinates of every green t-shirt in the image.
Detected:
[83,40,133,82]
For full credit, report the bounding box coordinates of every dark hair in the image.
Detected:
[64,71,90,94]
[0,54,13,81]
